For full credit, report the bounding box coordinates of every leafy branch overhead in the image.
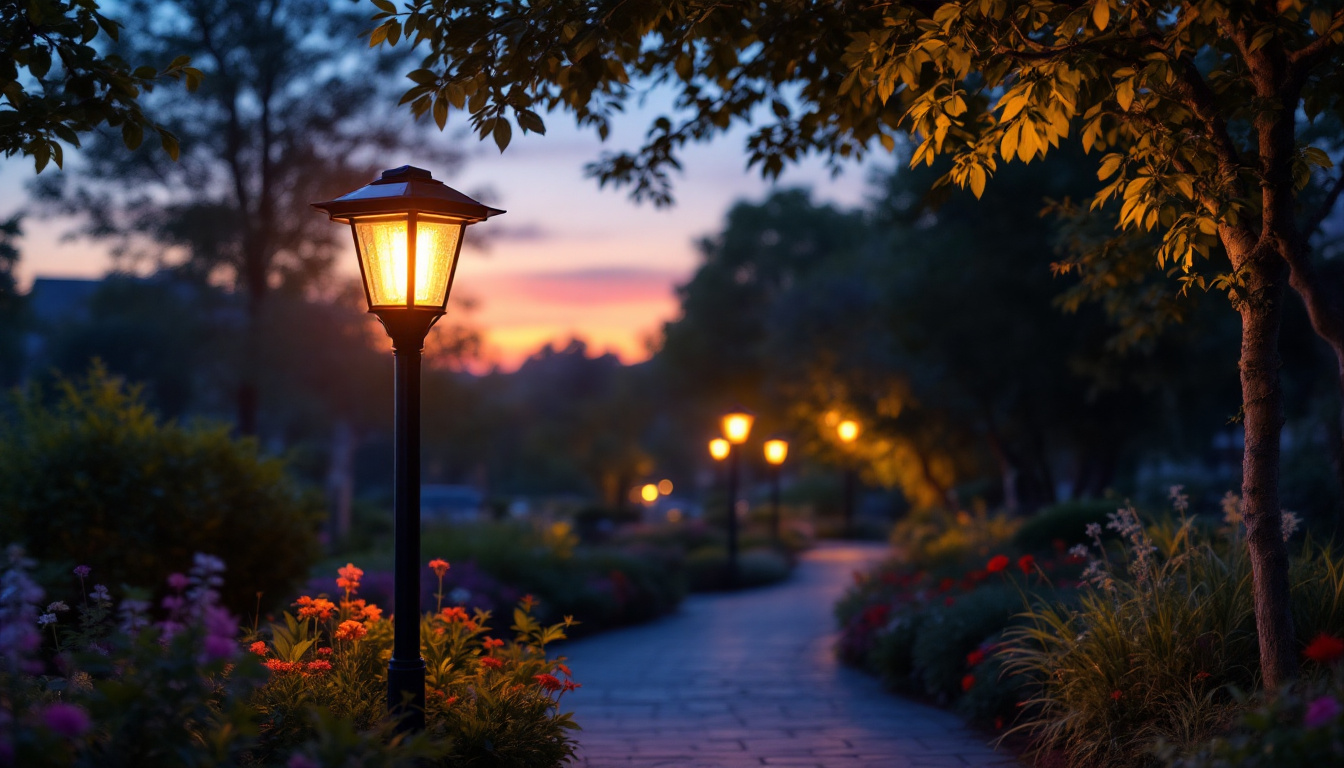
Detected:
[1,0,202,171]
[371,1,1342,277]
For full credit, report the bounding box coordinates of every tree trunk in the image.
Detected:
[1238,255,1298,690]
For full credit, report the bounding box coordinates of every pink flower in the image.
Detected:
[1305,695,1342,729]
[41,703,91,738]
[167,573,189,591]
[73,565,91,579]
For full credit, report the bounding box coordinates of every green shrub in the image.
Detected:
[1171,663,1344,768]
[868,609,926,692]
[0,368,321,615]
[889,507,1019,571]
[1012,498,1117,553]
[912,583,1022,703]
[684,545,791,591]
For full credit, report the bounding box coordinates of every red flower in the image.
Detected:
[479,656,504,670]
[986,555,1010,574]
[264,659,297,674]
[441,606,470,623]
[305,660,332,674]
[317,647,333,656]
[249,641,268,656]
[938,577,955,593]
[1194,671,1211,681]
[1017,555,1036,575]
[534,673,563,692]
[994,717,1004,730]
[335,619,367,641]
[1304,633,1344,664]
[336,563,363,593]
[482,636,505,651]
[961,674,976,692]
[555,663,572,678]
[966,649,986,667]
[1111,689,1123,701]
[428,558,450,579]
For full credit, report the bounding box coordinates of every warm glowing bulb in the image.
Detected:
[657,479,673,495]
[722,411,754,444]
[837,419,860,443]
[354,213,462,308]
[709,438,730,461]
[640,483,659,503]
[764,439,789,465]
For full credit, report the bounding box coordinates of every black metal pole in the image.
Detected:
[726,448,740,589]
[770,464,781,544]
[843,465,856,539]
[381,314,433,733]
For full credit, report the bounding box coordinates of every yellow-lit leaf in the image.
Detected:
[1092,1,1110,31]
[969,165,986,198]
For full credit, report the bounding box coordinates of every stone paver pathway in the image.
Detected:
[562,542,1018,768]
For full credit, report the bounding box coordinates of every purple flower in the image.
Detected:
[201,635,237,661]
[41,703,91,738]
[166,572,189,591]
[1305,695,1342,729]
[73,565,91,579]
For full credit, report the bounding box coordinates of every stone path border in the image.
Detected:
[562,542,1019,767]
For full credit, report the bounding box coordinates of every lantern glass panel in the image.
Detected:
[354,213,463,309]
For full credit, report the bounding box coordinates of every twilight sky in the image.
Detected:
[1,97,877,369]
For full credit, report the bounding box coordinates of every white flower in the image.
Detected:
[1068,544,1090,559]
[1281,511,1302,542]
[37,613,57,626]
[1169,485,1189,513]
[1084,523,1103,539]
[46,601,69,613]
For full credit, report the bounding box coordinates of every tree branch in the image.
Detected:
[1289,10,1344,67]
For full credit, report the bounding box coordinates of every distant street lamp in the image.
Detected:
[763,438,788,543]
[836,419,860,538]
[708,438,731,461]
[719,406,753,588]
[313,165,502,732]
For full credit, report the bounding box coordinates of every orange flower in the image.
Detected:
[249,641,268,656]
[1304,633,1344,664]
[479,656,504,670]
[336,563,363,593]
[361,603,383,622]
[986,555,1010,574]
[961,674,975,692]
[428,559,450,579]
[293,596,336,621]
[534,673,563,692]
[555,663,572,677]
[482,637,505,651]
[520,594,538,611]
[335,620,368,641]
[441,606,470,624]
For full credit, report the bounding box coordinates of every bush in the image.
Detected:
[913,583,1023,704]
[1012,498,1118,553]
[889,507,1019,571]
[684,546,791,591]
[0,368,321,615]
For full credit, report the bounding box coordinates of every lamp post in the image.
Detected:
[313,166,502,732]
[763,438,788,544]
[719,407,754,588]
[836,419,860,538]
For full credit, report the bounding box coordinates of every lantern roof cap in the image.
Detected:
[312,165,505,222]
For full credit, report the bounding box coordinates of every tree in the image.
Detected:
[374,0,1344,690]
[1,0,199,170]
[0,215,24,384]
[38,0,460,435]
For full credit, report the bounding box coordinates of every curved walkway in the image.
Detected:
[562,542,1018,768]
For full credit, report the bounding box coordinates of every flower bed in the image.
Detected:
[836,491,1344,767]
[1,549,580,767]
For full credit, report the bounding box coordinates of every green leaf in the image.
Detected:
[373,0,397,12]
[122,121,144,150]
[516,109,545,134]
[492,118,512,151]
[433,96,448,129]
[159,129,180,161]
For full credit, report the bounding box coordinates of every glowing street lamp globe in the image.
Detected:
[721,407,754,445]
[837,419,860,444]
[640,483,659,503]
[709,438,730,461]
[764,438,789,466]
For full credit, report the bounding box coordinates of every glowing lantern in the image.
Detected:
[837,419,860,444]
[721,406,754,445]
[709,438,730,461]
[764,438,789,466]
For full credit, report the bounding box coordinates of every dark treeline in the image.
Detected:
[5,150,1342,533]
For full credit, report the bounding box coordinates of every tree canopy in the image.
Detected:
[2,0,200,170]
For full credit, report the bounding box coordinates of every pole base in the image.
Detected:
[388,657,427,733]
